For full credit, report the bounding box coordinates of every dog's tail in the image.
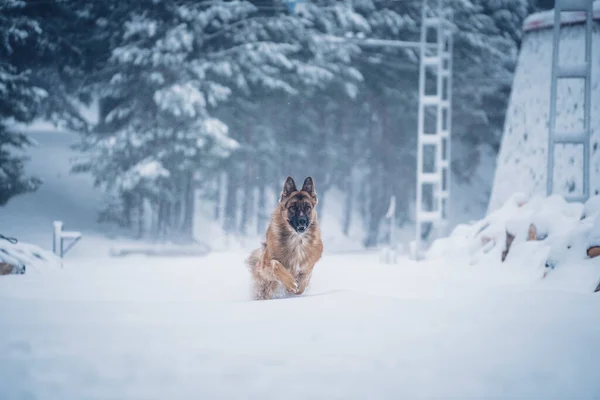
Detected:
[245,242,266,272]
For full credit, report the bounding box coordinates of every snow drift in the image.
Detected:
[0,237,60,274]
[429,193,600,292]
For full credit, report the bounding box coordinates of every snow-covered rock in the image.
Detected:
[489,3,600,212]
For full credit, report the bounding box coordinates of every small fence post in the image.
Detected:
[52,221,82,262]
[53,221,63,255]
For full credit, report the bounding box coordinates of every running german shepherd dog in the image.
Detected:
[246,176,323,300]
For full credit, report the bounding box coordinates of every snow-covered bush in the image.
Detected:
[427,194,600,290]
[0,238,61,274]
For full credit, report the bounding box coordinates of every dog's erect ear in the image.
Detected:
[302,177,317,200]
[280,176,297,203]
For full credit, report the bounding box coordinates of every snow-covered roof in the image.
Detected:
[523,1,600,32]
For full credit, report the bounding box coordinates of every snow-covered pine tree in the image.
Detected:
[75,0,253,239]
[212,0,366,234]
[316,0,533,246]
[448,0,531,182]
[66,0,537,245]
[73,0,366,239]
[0,0,92,206]
[0,128,41,206]
[0,1,45,205]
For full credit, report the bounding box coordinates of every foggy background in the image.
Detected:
[1,0,555,249]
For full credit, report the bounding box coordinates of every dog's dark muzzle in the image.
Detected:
[293,217,309,233]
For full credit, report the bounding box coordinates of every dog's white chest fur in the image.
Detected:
[290,233,309,273]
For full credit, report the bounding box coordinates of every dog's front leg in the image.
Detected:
[271,260,299,294]
[295,269,314,295]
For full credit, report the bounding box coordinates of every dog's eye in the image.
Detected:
[306,206,311,212]
[289,205,296,212]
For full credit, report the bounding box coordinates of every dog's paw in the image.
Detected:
[285,280,299,294]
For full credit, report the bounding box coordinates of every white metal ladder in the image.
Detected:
[415,0,453,256]
[547,0,594,202]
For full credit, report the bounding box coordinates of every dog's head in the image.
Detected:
[279,176,318,234]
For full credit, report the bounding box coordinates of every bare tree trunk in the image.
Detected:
[123,192,133,230]
[314,104,328,218]
[156,199,165,240]
[223,168,238,234]
[257,188,267,235]
[364,166,384,248]
[214,174,221,221]
[337,104,355,237]
[343,175,354,237]
[180,172,194,240]
[363,93,388,248]
[163,200,172,241]
[239,180,254,235]
[239,126,254,235]
[256,161,267,235]
[137,196,144,239]
[171,195,181,237]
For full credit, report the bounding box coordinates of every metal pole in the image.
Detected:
[415,0,428,258]
[324,35,438,49]
[582,1,592,201]
[445,10,453,224]
[435,0,444,218]
[319,2,455,258]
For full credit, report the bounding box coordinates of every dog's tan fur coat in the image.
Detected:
[247,177,323,300]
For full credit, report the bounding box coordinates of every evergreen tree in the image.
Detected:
[0,0,84,205]
[57,0,536,245]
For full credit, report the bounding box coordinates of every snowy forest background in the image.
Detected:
[1,0,555,248]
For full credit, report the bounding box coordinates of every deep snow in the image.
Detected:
[0,117,598,400]
[428,192,600,294]
[1,251,600,400]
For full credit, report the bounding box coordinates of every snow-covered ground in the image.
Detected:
[1,121,598,399]
[3,144,597,398]
[1,250,600,399]
[0,128,115,257]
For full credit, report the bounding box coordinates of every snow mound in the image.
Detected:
[427,194,600,292]
[0,238,61,274]
[109,241,211,257]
